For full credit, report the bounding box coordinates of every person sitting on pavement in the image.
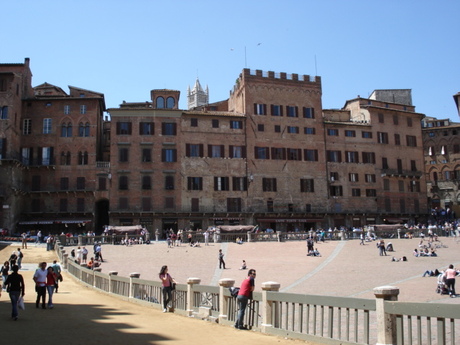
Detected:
[423,268,440,277]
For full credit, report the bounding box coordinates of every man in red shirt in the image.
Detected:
[234,269,256,330]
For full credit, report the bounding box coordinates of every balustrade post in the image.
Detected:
[186,277,201,316]
[374,286,399,345]
[129,272,140,298]
[108,271,118,294]
[62,253,68,269]
[261,281,280,333]
[218,279,235,322]
[77,234,83,246]
[93,267,102,287]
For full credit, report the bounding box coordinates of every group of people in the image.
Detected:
[71,242,103,269]
[1,259,62,321]
[424,265,459,298]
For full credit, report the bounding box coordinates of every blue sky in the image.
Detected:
[2,1,459,120]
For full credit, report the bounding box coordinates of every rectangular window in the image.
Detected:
[142,197,152,211]
[345,130,356,137]
[303,107,315,119]
[254,103,267,115]
[300,179,314,192]
[326,150,342,162]
[212,119,219,128]
[60,177,69,190]
[362,152,376,164]
[287,148,301,161]
[43,118,52,134]
[381,157,388,169]
[214,177,230,191]
[119,148,129,162]
[304,149,318,161]
[119,197,129,210]
[304,127,316,135]
[142,148,152,162]
[366,189,377,197]
[116,122,132,135]
[287,126,299,134]
[378,113,384,123]
[351,188,361,197]
[227,198,242,212]
[139,122,154,135]
[399,180,404,192]
[162,122,177,136]
[41,147,53,165]
[142,175,152,190]
[229,145,245,158]
[23,119,32,135]
[267,200,274,212]
[365,174,376,183]
[397,159,403,173]
[230,120,243,129]
[257,124,264,132]
[394,134,401,145]
[411,160,417,172]
[349,173,359,182]
[383,179,390,191]
[76,177,86,190]
[64,105,70,115]
[232,177,248,191]
[77,198,85,212]
[165,175,174,190]
[400,199,406,213]
[191,198,199,212]
[162,149,177,162]
[327,129,339,136]
[330,186,343,197]
[406,135,417,147]
[286,106,298,117]
[377,132,389,144]
[274,125,281,133]
[271,104,283,116]
[80,105,87,114]
[271,147,286,160]
[0,138,5,158]
[31,175,41,191]
[330,172,339,182]
[407,117,413,127]
[59,199,68,212]
[262,178,277,192]
[191,118,198,127]
[98,177,107,191]
[187,177,203,190]
[385,198,392,212]
[186,143,204,158]
[345,151,359,163]
[362,131,373,139]
[393,115,399,125]
[208,145,224,158]
[21,148,31,165]
[255,147,270,159]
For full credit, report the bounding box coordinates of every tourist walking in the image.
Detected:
[159,265,176,312]
[445,264,457,297]
[378,240,387,256]
[46,266,57,308]
[4,265,25,320]
[33,262,48,309]
[1,261,9,290]
[51,260,62,292]
[21,232,28,249]
[218,249,226,269]
[16,248,23,269]
[234,269,256,330]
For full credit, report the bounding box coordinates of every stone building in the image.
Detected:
[422,116,460,218]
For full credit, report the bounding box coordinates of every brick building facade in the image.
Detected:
[0,59,432,236]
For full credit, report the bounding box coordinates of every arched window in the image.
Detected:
[78,151,88,165]
[166,97,175,109]
[61,123,67,137]
[78,123,85,137]
[84,122,90,137]
[60,151,70,165]
[433,172,438,181]
[156,97,165,109]
[67,122,73,137]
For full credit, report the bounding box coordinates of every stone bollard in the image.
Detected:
[129,272,141,298]
[78,234,83,246]
[261,281,281,333]
[62,253,68,269]
[187,277,201,316]
[218,278,235,322]
[108,271,118,294]
[374,286,399,345]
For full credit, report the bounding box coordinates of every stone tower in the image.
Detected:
[187,78,209,110]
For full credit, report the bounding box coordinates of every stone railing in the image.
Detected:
[55,241,459,345]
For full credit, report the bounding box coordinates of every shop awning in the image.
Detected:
[18,219,92,225]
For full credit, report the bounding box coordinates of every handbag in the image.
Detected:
[18,296,25,310]
[171,283,176,291]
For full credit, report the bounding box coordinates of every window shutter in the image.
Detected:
[229,145,234,158]
[242,146,246,158]
[220,145,225,157]
[208,145,212,157]
[254,103,257,114]
[186,144,190,157]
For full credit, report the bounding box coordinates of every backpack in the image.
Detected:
[229,287,240,298]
